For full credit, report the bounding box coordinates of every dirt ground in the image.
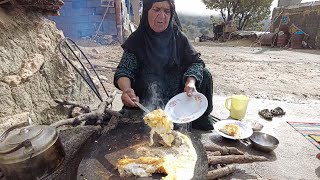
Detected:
[78,39,320,104]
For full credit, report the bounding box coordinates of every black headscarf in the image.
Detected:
[122,0,177,75]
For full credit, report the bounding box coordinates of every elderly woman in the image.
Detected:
[114,0,214,131]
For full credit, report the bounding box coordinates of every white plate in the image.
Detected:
[213,120,253,140]
[164,92,208,124]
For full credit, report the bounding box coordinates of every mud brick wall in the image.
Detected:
[271,2,320,48]
[50,0,117,39]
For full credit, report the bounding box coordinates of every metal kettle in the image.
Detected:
[0,118,65,180]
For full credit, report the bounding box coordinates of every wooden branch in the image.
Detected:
[51,91,118,128]
[205,144,244,155]
[207,165,236,180]
[102,115,119,133]
[206,151,222,156]
[105,109,122,118]
[54,98,90,112]
[208,154,268,165]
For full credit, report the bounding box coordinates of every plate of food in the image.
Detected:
[213,120,253,140]
[164,92,208,124]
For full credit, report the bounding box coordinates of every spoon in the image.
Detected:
[135,102,151,114]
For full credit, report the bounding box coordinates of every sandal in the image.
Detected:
[270,107,286,116]
[258,109,273,120]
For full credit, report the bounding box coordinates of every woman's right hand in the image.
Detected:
[121,88,139,107]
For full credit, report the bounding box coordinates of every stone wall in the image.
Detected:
[0,8,100,132]
[50,0,118,39]
[271,2,320,48]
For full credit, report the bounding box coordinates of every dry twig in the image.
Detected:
[207,165,236,180]
[207,154,268,165]
[51,91,118,127]
[205,144,244,155]
[206,151,222,156]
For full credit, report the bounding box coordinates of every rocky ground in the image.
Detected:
[78,39,320,105]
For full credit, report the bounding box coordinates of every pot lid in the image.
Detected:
[6,125,43,145]
[0,124,58,164]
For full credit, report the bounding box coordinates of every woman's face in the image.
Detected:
[147,1,171,33]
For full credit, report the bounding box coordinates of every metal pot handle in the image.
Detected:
[0,139,32,155]
[0,121,30,142]
[0,120,33,155]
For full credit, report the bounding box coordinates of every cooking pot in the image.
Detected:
[0,120,65,180]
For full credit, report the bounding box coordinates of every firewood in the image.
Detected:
[54,98,90,113]
[207,154,268,165]
[206,151,222,156]
[205,144,244,155]
[207,165,236,180]
[51,91,119,128]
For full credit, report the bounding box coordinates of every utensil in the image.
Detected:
[0,119,65,179]
[135,102,150,114]
[164,92,208,123]
[249,132,279,152]
[213,120,253,140]
[58,38,109,101]
[225,95,249,120]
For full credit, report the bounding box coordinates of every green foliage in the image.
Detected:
[202,0,272,30]
[200,28,210,35]
[178,14,215,39]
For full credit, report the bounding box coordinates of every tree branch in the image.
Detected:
[204,144,244,155]
[208,154,268,165]
[51,91,118,128]
[207,165,236,180]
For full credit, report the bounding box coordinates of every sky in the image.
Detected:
[175,0,318,16]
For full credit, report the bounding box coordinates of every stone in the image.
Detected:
[0,9,100,125]
[92,48,100,54]
[2,75,22,86]
[19,53,45,80]
[0,112,30,134]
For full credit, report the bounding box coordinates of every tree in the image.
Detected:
[199,28,209,35]
[202,0,272,30]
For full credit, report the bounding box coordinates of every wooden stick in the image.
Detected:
[54,98,90,113]
[105,109,122,118]
[205,144,244,155]
[208,154,268,165]
[206,151,222,156]
[51,91,117,128]
[207,165,236,180]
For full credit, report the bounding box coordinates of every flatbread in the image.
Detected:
[116,131,197,180]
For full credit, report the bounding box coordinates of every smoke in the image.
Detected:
[145,82,165,111]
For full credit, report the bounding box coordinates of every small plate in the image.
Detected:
[214,120,253,140]
[164,92,208,124]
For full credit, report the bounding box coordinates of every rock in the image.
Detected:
[2,75,22,86]
[0,9,99,125]
[19,53,44,80]
[0,112,30,134]
[92,48,100,54]
[100,35,114,45]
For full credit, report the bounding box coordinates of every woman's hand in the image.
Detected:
[117,77,139,107]
[184,77,197,97]
[121,88,139,107]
